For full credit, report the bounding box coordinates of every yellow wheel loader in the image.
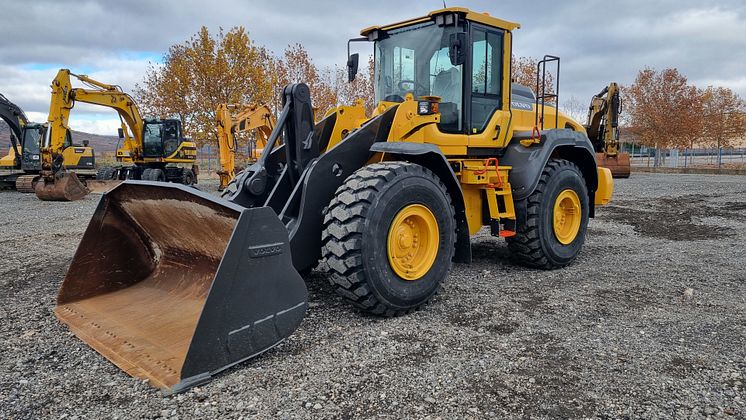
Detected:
[586,83,631,178]
[36,69,198,200]
[0,93,94,192]
[54,7,614,393]
[215,103,275,191]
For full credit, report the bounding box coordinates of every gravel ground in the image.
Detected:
[1,173,744,419]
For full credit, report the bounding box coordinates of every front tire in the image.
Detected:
[96,167,116,180]
[507,159,589,269]
[321,162,456,316]
[149,168,166,182]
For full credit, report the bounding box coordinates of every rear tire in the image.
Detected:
[141,168,153,181]
[507,159,589,269]
[321,162,456,316]
[181,169,196,185]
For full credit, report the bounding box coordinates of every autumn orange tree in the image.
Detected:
[623,68,703,164]
[135,26,275,147]
[276,44,338,117]
[700,86,746,150]
[334,55,376,115]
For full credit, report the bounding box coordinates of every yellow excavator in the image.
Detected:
[54,8,613,393]
[35,69,198,200]
[215,103,275,191]
[586,82,630,178]
[1,93,95,192]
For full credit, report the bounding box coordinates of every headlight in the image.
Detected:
[32,155,40,160]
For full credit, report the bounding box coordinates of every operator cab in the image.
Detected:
[350,8,518,138]
[141,119,183,158]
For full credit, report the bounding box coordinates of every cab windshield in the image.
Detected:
[142,122,163,156]
[374,21,464,131]
[22,127,41,154]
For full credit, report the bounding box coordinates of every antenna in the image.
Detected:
[443,1,447,7]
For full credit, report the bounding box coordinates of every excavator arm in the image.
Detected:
[0,93,29,167]
[585,83,630,178]
[36,69,148,200]
[45,69,144,164]
[585,83,621,156]
[215,103,275,191]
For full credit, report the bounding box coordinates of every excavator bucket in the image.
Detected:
[34,172,89,201]
[54,181,307,393]
[595,152,631,179]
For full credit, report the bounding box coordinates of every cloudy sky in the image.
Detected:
[1,0,745,135]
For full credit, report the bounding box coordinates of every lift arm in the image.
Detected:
[215,103,275,190]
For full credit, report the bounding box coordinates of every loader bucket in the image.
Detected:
[35,172,89,201]
[595,152,631,179]
[85,179,123,194]
[54,181,307,393]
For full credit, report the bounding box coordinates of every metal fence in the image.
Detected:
[627,145,746,169]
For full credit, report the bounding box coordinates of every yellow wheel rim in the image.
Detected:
[553,189,581,245]
[387,204,439,281]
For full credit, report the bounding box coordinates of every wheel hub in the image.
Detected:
[553,189,581,245]
[387,204,439,280]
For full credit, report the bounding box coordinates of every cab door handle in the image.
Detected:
[493,125,501,140]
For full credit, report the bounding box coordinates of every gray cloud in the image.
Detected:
[1,0,744,133]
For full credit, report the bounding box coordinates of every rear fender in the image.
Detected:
[502,129,599,217]
[369,142,471,264]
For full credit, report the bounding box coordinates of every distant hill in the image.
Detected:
[0,120,119,153]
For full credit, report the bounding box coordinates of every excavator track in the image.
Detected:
[15,175,40,193]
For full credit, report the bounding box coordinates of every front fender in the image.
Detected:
[370,142,471,263]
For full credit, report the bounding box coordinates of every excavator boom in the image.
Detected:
[216,103,275,191]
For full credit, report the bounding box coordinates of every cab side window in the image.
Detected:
[471,28,503,133]
[430,46,463,132]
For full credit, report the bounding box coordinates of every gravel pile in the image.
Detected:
[1,173,744,419]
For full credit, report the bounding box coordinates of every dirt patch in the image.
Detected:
[664,355,710,378]
[603,194,741,240]
[594,285,660,311]
[485,322,519,335]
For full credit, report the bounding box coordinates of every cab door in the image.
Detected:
[466,23,512,150]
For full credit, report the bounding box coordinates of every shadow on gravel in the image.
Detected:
[469,332,596,418]
[601,193,743,240]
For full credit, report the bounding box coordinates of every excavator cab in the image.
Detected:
[142,119,184,158]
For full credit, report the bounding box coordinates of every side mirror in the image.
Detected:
[347,53,359,82]
[448,32,467,66]
[83,140,89,147]
[118,127,124,139]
